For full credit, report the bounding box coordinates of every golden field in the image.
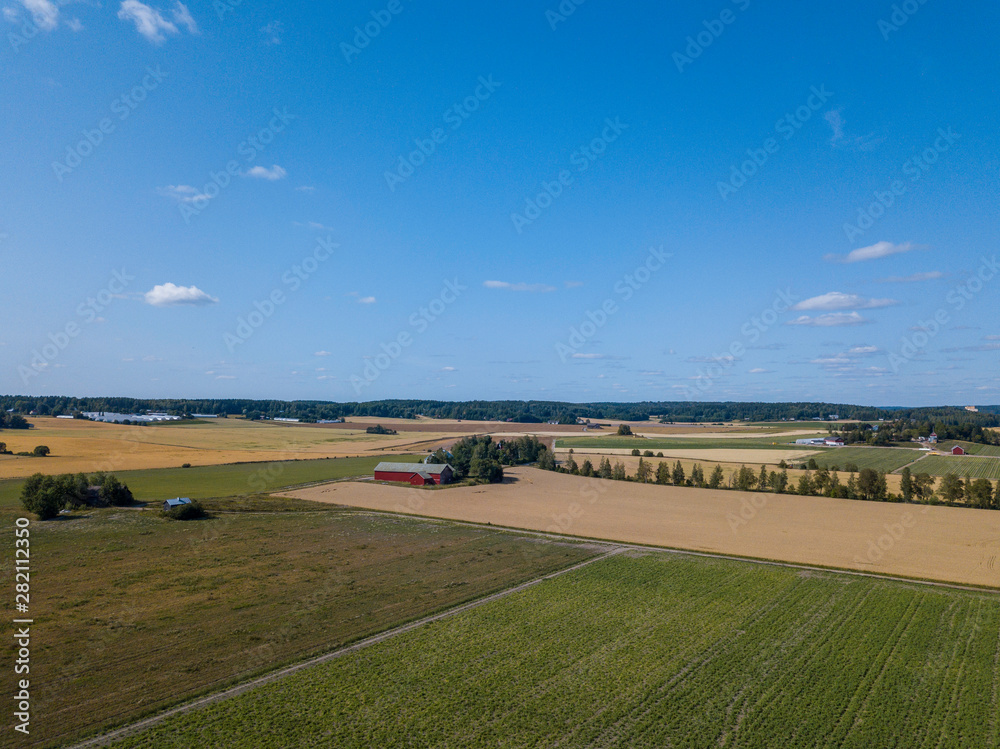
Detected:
[287,466,1000,588]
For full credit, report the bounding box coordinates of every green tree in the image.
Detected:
[617,424,633,436]
[846,472,857,499]
[564,454,579,474]
[807,458,819,470]
[655,462,671,485]
[769,469,788,494]
[708,465,725,489]
[691,464,705,488]
[580,459,594,477]
[966,478,994,509]
[912,473,935,502]
[857,469,888,502]
[671,461,686,486]
[635,458,651,483]
[994,480,1000,510]
[631,448,641,457]
[900,467,913,502]
[797,472,814,496]
[20,474,64,520]
[757,465,769,492]
[611,462,627,481]
[537,449,556,471]
[828,470,842,498]
[32,445,50,457]
[939,473,965,503]
[0,442,6,454]
[598,457,613,479]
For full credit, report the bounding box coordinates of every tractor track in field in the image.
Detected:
[67,547,623,748]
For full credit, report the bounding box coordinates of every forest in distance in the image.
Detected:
[2,395,999,428]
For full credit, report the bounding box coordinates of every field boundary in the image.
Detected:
[67,548,622,748]
[328,506,1000,595]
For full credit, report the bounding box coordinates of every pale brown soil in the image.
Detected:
[287,466,1000,588]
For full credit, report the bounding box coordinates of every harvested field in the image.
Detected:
[555,435,828,451]
[288,466,1000,588]
[0,418,451,479]
[556,446,818,464]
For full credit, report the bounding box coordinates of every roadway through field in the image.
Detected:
[67,547,623,749]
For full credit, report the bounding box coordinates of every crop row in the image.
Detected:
[111,554,1000,748]
[914,455,1000,480]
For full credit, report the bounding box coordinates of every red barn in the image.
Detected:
[374,462,453,485]
[951,446,966,456]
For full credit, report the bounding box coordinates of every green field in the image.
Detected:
[0,454,422,509]
[110,553,1000,749]
[0,503,595,747]
[555,434,829,451]
[913,455,1000,480]
[805,446,923,473]
[939,441,1000,457]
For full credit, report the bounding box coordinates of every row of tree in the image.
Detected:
[21,472,134,520]
[0,411,29,430]
[5,395,997,427]
[540,455,1000,509]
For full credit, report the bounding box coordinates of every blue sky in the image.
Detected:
[1,0,998,405]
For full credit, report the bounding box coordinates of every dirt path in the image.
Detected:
[67,548,622,749]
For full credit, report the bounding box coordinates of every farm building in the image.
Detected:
[929,433,938,444]
[374,462,453,486]
[162,498,193,511]
[823,437,845,446]
[951,446,966,456]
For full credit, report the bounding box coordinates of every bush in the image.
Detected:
[617,424,633,436]
[181,463,192,468]
[631,448,640,456]
[163,501,205,520]
[32,445,50,457]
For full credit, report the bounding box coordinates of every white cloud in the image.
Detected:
[878,271,943,283]
[18,0,58,31]
[483,280,556,293]
[357,296,376,305]
[260,20,283,45]
[158,184,210,203]
[824,109,844,144]
[440,366,457,372]
[66,16,83,31]
[118,1,197,44]
[793,292,898,311]
[295,185,315,192]
[294,221,334,231]
[847,345,881,355]
[824,241,917,264]
[314,350,332,357]
[144,282,218,307]
[787,312,869,327]
[215,375,236,380]
[748,368,771,374]
[565,280,584,288]
[572,353,605,359]
[244,164,286,180]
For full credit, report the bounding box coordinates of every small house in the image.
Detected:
[951,446,966,456]
[163,497,193,511]
[929,433,938,444]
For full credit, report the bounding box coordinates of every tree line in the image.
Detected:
[429,435,547,484]
[538,453,1000,510]
[21,472,134,520]
[835,418,1000,447]
[5,395,996,427]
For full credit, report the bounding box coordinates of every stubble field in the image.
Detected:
[289,466,1000,588]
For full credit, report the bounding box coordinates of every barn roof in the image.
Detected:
[164,498,192,507]
[375,462,451,474]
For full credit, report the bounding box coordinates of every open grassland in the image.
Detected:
[110,553,1000,749]
[0,455,422,509]
[291,466,1000,587]
[0,418,452,480]
[805,446,923,473]
[914,455,1000,480]
[0,503,596,747]
[555,434,829,451]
